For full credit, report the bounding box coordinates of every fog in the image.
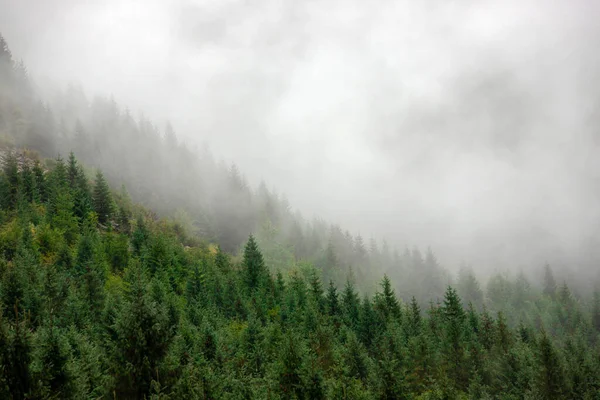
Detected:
[2,0,600,275]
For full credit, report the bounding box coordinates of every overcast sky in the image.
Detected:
[2,0,600,274]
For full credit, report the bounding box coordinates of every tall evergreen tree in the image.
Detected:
[375,274,401,322]
[326,280,340,318]
[243,235,267,291]
[342,279,360,329]
[592,289,600,333]
[278,333,304,399]
[92,170,113,225]
[2,151,19,209]
[537,331,566,399]
[441,286,467,390]
[543,264,557,298]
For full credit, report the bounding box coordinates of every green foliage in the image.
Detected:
[243,235,266,291]
[0,32,597,397]
[92,170,114,225]
[0,152,596,399]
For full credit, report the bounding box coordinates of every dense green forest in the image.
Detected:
[2,34,600,399]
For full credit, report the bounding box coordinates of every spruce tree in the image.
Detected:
[358,296,379,349]
[243,235,266,291]
[92,170,113,225]
[308,270,324,312]
[73,166,92,223]
[442,286,467,390]
[375,274,401,321]
[1,313,32,399]
[537,331,566,399]
[592,289,600,333]
[32,326,72,397]
[326,280,340,318]
[32,160,46,203]
[278,333,304,398]
[342,279,360,329]
[20,162,37,203]
[543,264,557,298]
[2,151,19,209]
[67,152,78,187]
[214,245,230,273]
[407,296,422,337]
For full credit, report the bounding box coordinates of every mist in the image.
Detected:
[2,0,600,277]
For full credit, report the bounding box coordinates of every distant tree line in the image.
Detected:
[1,152,600,398]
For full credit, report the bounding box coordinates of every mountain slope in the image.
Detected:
[1,34,600,399]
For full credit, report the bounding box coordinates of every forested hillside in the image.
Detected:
[2,34,600,399]
[0,33,454,300]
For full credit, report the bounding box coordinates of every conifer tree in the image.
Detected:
[358,296,379,349]
[32,325,72,397]
[214,245,230,272]
[496,311,511,353]
[308,270,324,312]
[92,171,113,225]
[278,333,304,398]
[592,289,600,333]
[375,274,401,322]
[2,151,19,209]
[73,166,92,223]
[342,279,360,329]
[537,331,566,399]
[543,264,557,298]
[441,286,467,390]
[67,152,78,187]
[32,160,46,203]
[407,296,422,337]
[20,162,37,203]
[344,331,370,383]
[0,312,32,400]
[326,280,340,318]
[243,235,266,291]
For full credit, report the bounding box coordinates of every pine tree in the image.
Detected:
[543,264,557,298]
[73,166,92,223]
[67,152,78,187]
[32,325,72,397]
[20,162,37,203]
[275,270,286,302]
[407,296,422,337]
[92,170,113,225]
[344,331,370,383]
[375,274,401,322]
[0,311,32,400]
[592,289,600,333]
[114,263,175,398]
[457,266,483,309]
[308,270,324,312]
[537,331,566,399]
[496,311,511,353]
[326,280,340,318]
[342,279,360,329]
[358,296,379,349]
[441,286,467,390]
[2,151,19,209]
[32,160,46,203]
[278,333,304,398]
[243,235,267,291]
[301,351,326,400]
[132,216,149,255]
[214,245,230,272]
[186,263,204,303]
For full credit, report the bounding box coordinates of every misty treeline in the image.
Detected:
[0,33,455,301]
[1,150,600,399]
[2,33,600,399]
